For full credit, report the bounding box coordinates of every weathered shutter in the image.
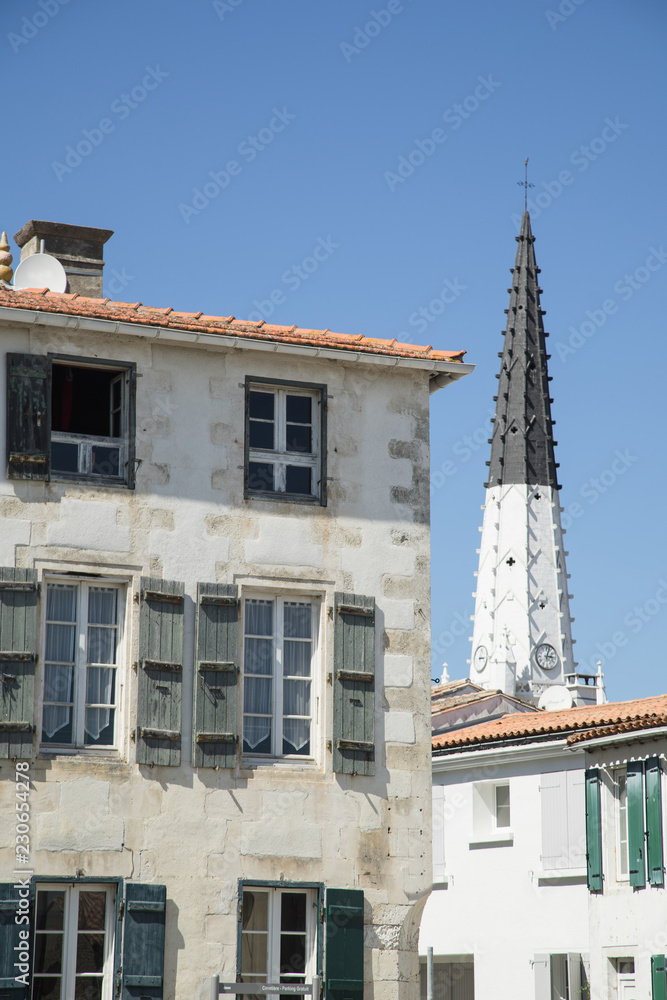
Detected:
[653,955,667,1000]
[126,368,137,490]
[333,592,375,776]
[432,784,445,883]
[0,883,32,1000]
[325,888,364,1000]
[120,883,166,1000]
[540,771,568,869]
[0,568,37,759]
[627,760,646,888]
[645,756,664,886]
[532,954,550,1000]
[137,578,184,767]
[567,954,584,999]
[566,770,587,869]
[6,353,50,481]
[585,769,603,892]
[193,583,238,768]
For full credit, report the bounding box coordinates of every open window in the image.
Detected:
[6,353,136,486]
[239,885,318,990]
[244,378,327,504]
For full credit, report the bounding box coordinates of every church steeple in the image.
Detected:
[487,211,559,491]
[469,213,589,704]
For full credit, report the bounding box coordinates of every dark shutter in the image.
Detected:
[646,757,664,886]
[0,883,32,1000]
[627,760,646,888]
[0,568,37,759]
[120,883,166,1000]
[126,367,137,490]
[193,583,238,768]
[585,769,603,892]
[137,578,184,767]
[6,353,50,481]
[652,955,667,1000]
[324,888,364,1000]
[333,593,375,776]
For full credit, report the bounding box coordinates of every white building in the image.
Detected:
[0,219,473,1000]
[419,693,667,1000]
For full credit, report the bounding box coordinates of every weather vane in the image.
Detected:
[517,157,534,211]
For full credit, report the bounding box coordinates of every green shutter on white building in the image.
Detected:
[627,760,646,888]
[645,757,664,886]
[193,583,238,768]
[332,593,375,776]
[0,568,38,759]
[325,888,364,1000]
[136,578,184,767]
[120,883,166,1000]
[585,769,603,892]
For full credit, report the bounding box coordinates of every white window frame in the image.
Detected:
[239,885,317,988]
[50,358,132,484]
[40,576,127,754]
[614,767,629,880]
[33,882,116,1000]
[494,783,511,831]
[241,593,320,762]
[471,780,514,846]
[245,379,324,503]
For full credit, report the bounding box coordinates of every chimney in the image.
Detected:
[13,220,113,298]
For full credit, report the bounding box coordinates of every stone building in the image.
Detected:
[0,221,472,1000]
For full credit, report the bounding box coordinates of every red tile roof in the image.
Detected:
[432,694,667,751]
[0,288,467,364]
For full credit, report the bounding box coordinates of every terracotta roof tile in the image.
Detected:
[432,694,667,751]
[0,288,467,364]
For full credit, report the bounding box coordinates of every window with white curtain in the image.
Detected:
[242,597,317,758]
[41,580,123,749]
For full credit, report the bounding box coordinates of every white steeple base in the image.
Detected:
[469,483,576,702]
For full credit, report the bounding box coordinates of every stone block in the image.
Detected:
[385,713,415,745]
[384,655,413,688]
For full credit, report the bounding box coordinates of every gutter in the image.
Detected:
[0,305,475,383]
[432,737,584,772]
[567,725,667,752]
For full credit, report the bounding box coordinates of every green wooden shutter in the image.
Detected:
[333,593,375,776]
[137,578,184,767]
[193,583,238,767]
[585,769,603,892]
[120,883,166,1000]
[627,760,646,888]
[0,883,32,1000]
[652,955,667,1000]
[646,757,664,886]
[325,888,364,1000]
[0,569,37,759]
[6,353,50,481]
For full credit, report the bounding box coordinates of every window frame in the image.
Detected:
[32,879,117,1000]
[494,782,511,831]
[236,880,323,987]
[39,574,129,756]
[241,592,320,764]
[614,767,630,881]
[49,353,137,488]
[244,376,327,506]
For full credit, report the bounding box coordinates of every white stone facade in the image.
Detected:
[0,306,470,1000]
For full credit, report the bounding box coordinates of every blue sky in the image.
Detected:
[4,0,666,701]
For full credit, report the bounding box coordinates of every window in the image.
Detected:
[242,597,317,758]
[245,378,326,503]
[240,886,317,990]
[471,780,513,843]
[5,353,136,486]
[42,580,124,749]
[51,360,132,481]
[33,883,116,1000]
[534,954,589,1000]
[615,769,629,879]
[494,784,510,830]
[540,770,586,871]
[419,959,474,1000]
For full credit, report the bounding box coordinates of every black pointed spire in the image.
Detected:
[486,212,559,489]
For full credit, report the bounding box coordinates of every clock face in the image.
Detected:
[474,645,488,671]
[535,643,558,670]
